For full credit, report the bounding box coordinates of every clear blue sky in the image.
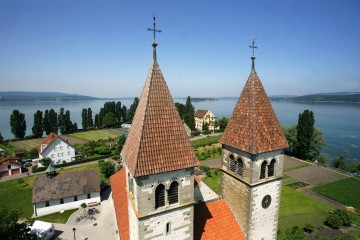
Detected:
[1,0,359,98]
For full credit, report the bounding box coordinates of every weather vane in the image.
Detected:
[249,37,258,57]
[147,15,162,43]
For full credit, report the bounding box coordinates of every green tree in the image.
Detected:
[296,109,315,160]
[43,110,51,135]
[0,132,3,144]
[175,102,186,120]
[308,128,325,160]
[94,114,100,128]
[128,97,139,123]
[40,157,51,167]
[116,135,127,154]
[184,96,195,130]
[99,161,115,178]
[87,108,93,128]
[32,110,43,138]
[202,122,209,131]
[48,109,58,134]
[81,108,88,129]
[102,112,117,127]
[10,110,27,139]
[217,117,229,131]
[58,108,74,134]
[0,207,36,240]
[284,226,305,240]
[26,147,39,159]
[121,105,128,123]
[332,151,349,170]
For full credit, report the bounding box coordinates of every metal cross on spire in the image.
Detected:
[147,15,162,43]
[249,37,258,57]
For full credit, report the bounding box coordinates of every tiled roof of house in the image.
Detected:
[121,59,199,177]
[32,168,100,203]
[0,159,22,169]
[220,59,288,154]
[194,109,209,118]
[194,199,246,240]
[110,168,129,240]
[37,132,74,155]
[0,156,20,163]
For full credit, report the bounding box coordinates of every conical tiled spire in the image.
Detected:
[121,53,199,177]
[220,57,288,154]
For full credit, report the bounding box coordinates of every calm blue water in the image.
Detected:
[0,99,359,161]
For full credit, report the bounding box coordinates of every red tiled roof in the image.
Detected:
[220,68,288,154]
[194,109,209,118]
[0,156,20,163]
[38,132,59,154]
[110,168,129,240]
[0,160,22,169]
[194,199,246,240]
[121,61,199,177]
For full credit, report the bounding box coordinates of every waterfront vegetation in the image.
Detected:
[313,178,360,209]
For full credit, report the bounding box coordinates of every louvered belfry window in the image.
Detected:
[260,160,267,179]
[155,184,165,209]
[236,158,244,176]
[168,181,179,205]
[229,155,236,172]
[268,159,276,177]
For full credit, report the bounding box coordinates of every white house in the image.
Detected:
[0,156,22,178]
[38,132,75,165]
[194,109,217,131]
[32,168,101,217]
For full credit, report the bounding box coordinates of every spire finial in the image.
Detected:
[147,15,162,62]
[249,37,258,75]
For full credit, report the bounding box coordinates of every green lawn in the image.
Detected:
[279,185,334,231]
[0,176,35,219]
[283,163,311,172]
[66,129,119,142]
[36,208,78,224]
[191,135,222,148]
[201,169,222,194]
[312,177,360,209]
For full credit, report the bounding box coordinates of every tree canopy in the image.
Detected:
[10,110,27,139]
[175,96,196,130]
[0,207,36,240]
[32,110,43,138]
[296,109,315,160]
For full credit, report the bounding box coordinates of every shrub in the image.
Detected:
[99,161,115,178]
[199,166,210,173]
[284,226,305,240]
[324,210,352,229]
[80,203,87,208]
[31,165,38,173]
[303,223,315,233]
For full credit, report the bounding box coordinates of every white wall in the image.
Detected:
[248,180,282,240]
[34,192,100,216]
[40,138,75,164]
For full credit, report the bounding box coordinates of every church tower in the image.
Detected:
[220,40,288,240]
[120,17,199,240]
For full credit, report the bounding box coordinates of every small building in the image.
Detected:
[32,168,101,217]
[38,132,75,165]
[0,156,22,177]
[194,109,217,131]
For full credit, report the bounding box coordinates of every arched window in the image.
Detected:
[168,181,179,205]
[268,159,276,177]
[155,184,165,209]
[260,161,267,179]
[229,155,236,172]
[236,158,244,176]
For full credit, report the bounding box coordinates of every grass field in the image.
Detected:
[36,208,78,224]
[201,169,222,194]
[283,163,311,172]
[191,135,222,148]
[279,185,334,230]
[0,163,100,219]
[312,177,360,209]
[66,129,120,142]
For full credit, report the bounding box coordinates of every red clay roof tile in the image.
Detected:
[194,199,246,240]
[110,168,129,240]
[220,67,288,154]
[121,61,199,177]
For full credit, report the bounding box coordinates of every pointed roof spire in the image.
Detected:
[121,19,198,177]
[220,40,288,154]
[147,15,162,63]
[249,37,257,75]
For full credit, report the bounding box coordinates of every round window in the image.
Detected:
[262,195,271,209]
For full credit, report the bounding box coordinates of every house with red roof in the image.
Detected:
[0,156,22,178]
[38,132,75,165]
[110,19,287,240]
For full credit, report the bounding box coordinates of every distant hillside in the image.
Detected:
[0,91,98,102]
[272,92,360,103]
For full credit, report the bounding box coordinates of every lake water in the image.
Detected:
[0,99,359,161]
